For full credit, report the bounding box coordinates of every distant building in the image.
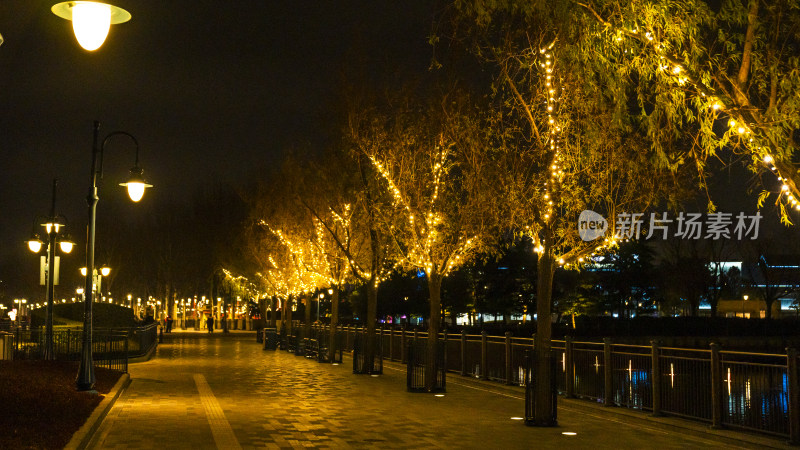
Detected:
[713,255,800,318]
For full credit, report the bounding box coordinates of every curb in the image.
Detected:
[128,340,158,364]
[64,372,131,450]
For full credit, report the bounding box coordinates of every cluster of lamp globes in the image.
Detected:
[26,170,149,255]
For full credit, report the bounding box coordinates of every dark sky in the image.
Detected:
[0,1,435,296]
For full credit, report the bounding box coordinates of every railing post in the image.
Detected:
[480,331,488,380]
[124,331,130,373]
[565,336,574,398]
[789,347,800,445]
[460,330,467,376]
[603,337,613,407]
[442,329,448,375]
[401,325,407,364]
[389,326,394,361]
[505,332,513,385]
[710,342,723,429]
[651,340,661,417]
[379,326,384,362]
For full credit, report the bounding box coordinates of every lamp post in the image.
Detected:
[742,295,749,318]
[77,121,152,392]
[27,178,74,360]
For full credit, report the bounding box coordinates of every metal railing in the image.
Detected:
[8,324,157,372]
[295,325,800,442]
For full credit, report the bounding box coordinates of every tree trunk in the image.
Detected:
[426,270,443,391]
[269,297,277,328]
[365,280,378,372]
[328,288,340,362]
[222,294,229,333]
[285,296,293,336]
[534,242,556,426]
[303,293,312,340]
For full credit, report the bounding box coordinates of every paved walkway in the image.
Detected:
[88,331,788,449]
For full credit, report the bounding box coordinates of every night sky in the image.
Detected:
[0,1,434,296]
[0,1,794,303]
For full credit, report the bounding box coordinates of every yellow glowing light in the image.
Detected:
[123,181,147,202]
[59,241,74,253]
[52,2,131,51]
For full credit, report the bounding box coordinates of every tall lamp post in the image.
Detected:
[77,120,152,392]
[27,178,74,360]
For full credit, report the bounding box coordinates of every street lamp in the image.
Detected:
[742,295,749,318]
[52,1,132,51]
[27,178,75,360]
[80,265,111,299]
[77,121,152,392]
[13,299,27,327]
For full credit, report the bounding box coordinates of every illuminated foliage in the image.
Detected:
[348,89,495,387]
[569,0,800,223]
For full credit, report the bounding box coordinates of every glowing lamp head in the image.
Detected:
[59,240,74,253]
[80,267,88,276]
[120,166,152,202]
[100,266,111,277]
[27,238,43,253]
[71,2,111,51]
[52,2,131,51]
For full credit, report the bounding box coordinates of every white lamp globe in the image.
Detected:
[71,2,112,51]
[52,2,131,51]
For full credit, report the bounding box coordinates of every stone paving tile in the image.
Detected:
[88,332,766,449]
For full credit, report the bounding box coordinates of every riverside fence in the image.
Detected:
[274,323,800,442]
[8,323,158,372]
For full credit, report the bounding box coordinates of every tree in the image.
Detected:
[351,89,495,390]
[298,144,395,372]
[473,239,537,324]
[444,4,691,424]
[570,0,800,224]
[598,240,656,318]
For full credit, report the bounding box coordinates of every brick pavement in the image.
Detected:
[87,331,787,449]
